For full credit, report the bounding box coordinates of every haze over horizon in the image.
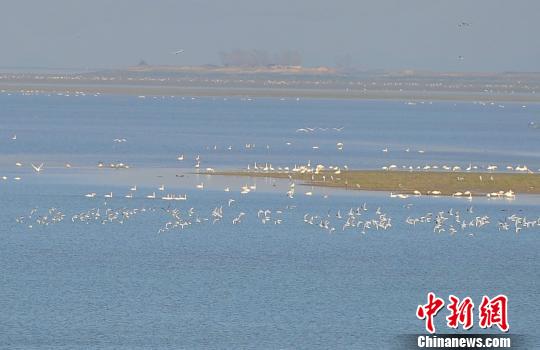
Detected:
[1,0,539,73]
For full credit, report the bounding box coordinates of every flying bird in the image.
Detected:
[31,163,44,173]
[174,49,185,54]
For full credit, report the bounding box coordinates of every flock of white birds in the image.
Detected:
[4,118,537,191]
[3,91,539,237]
[6,128,538,236]
[14,197,540,238]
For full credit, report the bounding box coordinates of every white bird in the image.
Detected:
[31,163,44,173]
[174,49,185,54]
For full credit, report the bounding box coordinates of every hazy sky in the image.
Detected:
[1,0,539,72]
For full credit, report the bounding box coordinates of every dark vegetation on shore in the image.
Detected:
[210,170,540,196]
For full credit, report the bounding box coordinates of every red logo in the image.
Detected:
[479,295,509,332]
[416,292,445,334]
[446,295,474,330]
[417,293,509,333]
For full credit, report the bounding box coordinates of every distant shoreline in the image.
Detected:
[208,170,540,197]
[2,66,540,102]
[1,81,539,102]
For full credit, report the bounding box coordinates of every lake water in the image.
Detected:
[0,93,539,349]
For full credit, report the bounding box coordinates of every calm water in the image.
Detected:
[0,93,539,349]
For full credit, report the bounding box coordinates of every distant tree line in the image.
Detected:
[219,49,303,67]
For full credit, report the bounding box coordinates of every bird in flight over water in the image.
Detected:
[31,163,44,173]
